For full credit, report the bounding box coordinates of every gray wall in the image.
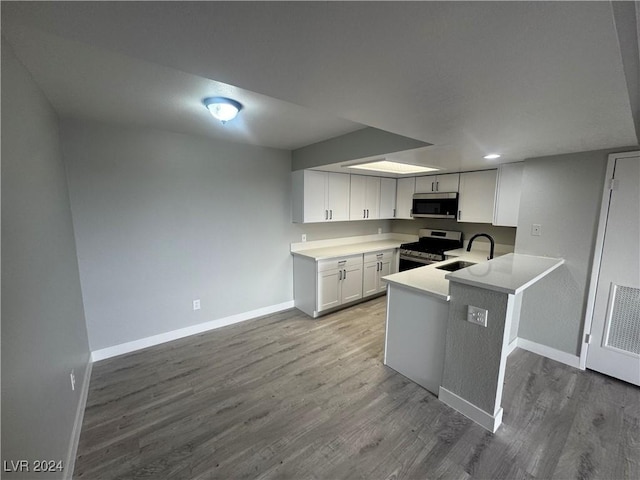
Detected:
[1,41,91,478]
[60,121,386,351]
[514,149,628,355]
[292,127,429,171]
[61,120,293,351]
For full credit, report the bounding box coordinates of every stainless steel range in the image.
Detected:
[399,229,463,271]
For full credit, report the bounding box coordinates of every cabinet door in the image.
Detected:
[340,264,363,303]
[364,176,380,219]
[302,170,328,223]
[362,262,379,297]
[396,177,415,219]
[317,270,340,311]
[415,175,437,193]
[377,260,392,293]
[493,163,523,227]
[435,173,460,192]
[327,172,350,221]
[458,170,497,223]
[349,175,368,220]
[379,177,397,218]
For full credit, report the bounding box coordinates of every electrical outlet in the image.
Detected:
[378,228,382,235]
[301,234,307,242]
[467,305,488,327]
[193,299,201,311]
[531,224,542,236]
[70,370,76,391]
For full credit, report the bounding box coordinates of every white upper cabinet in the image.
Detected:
[415,173,460,193]
[493,163,524,227]
[292,170,350,223]
[457,170,497,223]
[379,177,397,219]
[395,177,415,219]
[349,175,380,220]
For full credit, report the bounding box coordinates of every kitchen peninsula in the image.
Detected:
[383,252,564,432]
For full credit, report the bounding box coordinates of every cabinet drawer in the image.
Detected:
[317,254,363,272]
[363,250,394,264]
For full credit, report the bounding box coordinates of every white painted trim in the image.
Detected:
[91,301,294,362]
[64,359,92,480]
[505,338,518,356]
[517,338,581,369]
[438,387,503,433]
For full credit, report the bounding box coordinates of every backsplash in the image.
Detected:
[391,218,516,247]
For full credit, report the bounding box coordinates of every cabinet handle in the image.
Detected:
[366,209,369,218]
[339,270,342,280]
[363,209,366,218]
[431,181,435,192]
[325,210,328,220]
[436,181,439,191]
[393,208,396,218]
[376,262,380,272]
[330,209,333,220]
[343,269,347,279]
[380,261,382,271]
[458,210,462,220]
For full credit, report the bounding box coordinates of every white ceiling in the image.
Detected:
[2,1,639,170]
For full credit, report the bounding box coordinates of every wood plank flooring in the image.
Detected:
[74,297,640,479]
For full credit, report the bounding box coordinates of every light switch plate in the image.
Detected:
[467,305,488,327]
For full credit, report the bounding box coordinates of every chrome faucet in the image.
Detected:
[467,233,495,260]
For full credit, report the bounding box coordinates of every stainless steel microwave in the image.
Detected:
[411,192,458,218]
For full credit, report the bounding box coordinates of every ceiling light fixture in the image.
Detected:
[483,153,501,160]
[346,160,439,175]
[203,97,243,124]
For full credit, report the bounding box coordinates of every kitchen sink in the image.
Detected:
[435,260,477,272]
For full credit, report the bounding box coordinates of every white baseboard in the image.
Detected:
[91,301,294,362]
[438,386,503,433]
[506,338,518,356]
[516,338,581,369]
[64,358,92,480]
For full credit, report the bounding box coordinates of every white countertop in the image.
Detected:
[382,255,483,301]
[445,253,564,295]
[291,239,404,260]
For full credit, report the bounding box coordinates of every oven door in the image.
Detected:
[399,255,435,272]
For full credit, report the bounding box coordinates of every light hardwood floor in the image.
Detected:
[74,296,640,479]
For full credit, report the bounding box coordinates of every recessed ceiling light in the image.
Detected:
[346,160,439,175]
[483,154,501,160]
[203,97,243,124]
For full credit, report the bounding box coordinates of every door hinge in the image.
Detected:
[585,333,592,344]
[609,178,618,190]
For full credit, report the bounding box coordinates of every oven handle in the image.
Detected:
[399,255,435,265]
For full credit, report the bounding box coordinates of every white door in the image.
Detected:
[303,170,328,223]
[435,173,460,192]
[379,177,397,218]
[396,177,415,219]
[349,175,368,220]
[586,154,640,385]
[327,173,350,221]
[362,262,379,297]
[364,176,381,219]
[317,270,340,312]
[341,264,363,303]
[378,259,392,293]
[458,170,497,223]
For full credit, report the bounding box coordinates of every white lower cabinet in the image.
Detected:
[293,249,397,318]
[363,250,394,297]
[317,256,363,310]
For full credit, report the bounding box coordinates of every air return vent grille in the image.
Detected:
[605,285,640,355]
